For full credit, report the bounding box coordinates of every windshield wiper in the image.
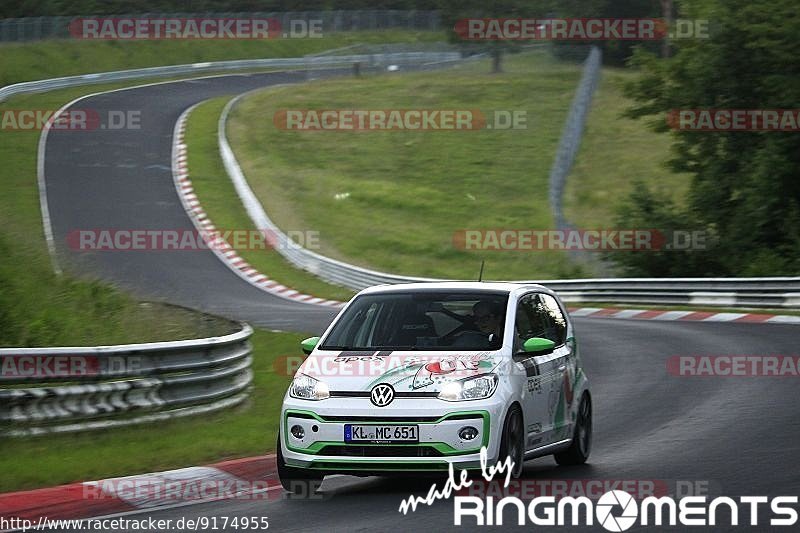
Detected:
[319,345,358,350]
[320,345,424,351]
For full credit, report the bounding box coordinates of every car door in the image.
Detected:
[513,293,557,449]
[533,293,573,444]
[514,292,573,448]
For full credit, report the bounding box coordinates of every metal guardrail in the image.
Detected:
[526,278,800,309]
[0,323,253,437]
[0,51,462,103]
[218,71,800,309]
[549,46,602,232]
[218,92,440,291]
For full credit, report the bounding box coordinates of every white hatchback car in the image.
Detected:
[277,282,591,491]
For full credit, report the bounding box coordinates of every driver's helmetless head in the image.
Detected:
[473,301,501,334]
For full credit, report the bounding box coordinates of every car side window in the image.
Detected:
[535,294,567,346]
[513,295,539,353]
[514,293,568,352]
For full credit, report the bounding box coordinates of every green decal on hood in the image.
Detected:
[366,353,498,391]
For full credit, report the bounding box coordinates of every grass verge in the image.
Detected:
[226,50,590,282]
[0,32,435,344]
[562,67,691,228]
[0,328,302,492]
[0,82,256,346]
[184,97,355,302]
[222,53,695,285]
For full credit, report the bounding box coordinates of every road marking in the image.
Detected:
[654,310,694,321]
[703,312,748,322]
[569,307,604,317]
[611,309,648,319]
[170,105,343,308]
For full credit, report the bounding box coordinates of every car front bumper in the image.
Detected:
[280,395,510,473]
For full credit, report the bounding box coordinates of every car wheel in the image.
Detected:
[277,436,324,495]
[498,405,524,479]
[555,393,592,466]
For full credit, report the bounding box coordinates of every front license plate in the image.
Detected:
[344,424,419,443]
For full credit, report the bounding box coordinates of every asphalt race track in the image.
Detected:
[41,74,800,531]
[44,72,338,333]
[85,319,798,533]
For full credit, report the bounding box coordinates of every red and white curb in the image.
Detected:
[567,307,800,324]
[0,455,279,524]
[171,104,342,308]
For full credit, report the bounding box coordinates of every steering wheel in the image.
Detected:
[441,315,479,344]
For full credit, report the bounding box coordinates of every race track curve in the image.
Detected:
[41,73,800,532]
[43,71,339,333]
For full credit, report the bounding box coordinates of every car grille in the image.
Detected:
[313,415,442,423]
[290,413,482,423]
[308,461,450,471]
[318,445,444,457]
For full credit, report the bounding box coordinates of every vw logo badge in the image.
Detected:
[370,384,395,407]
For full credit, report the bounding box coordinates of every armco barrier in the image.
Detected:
[0,51,462,103]
[0,323,253,437]
[549,45,601,232]
[529,278,800,309]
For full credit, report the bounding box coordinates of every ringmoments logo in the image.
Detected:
[396,448,799,529]
[453,491,799,528]
[596,490,638,531]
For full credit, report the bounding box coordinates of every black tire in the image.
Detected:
[498,405,525,479]
[276,436,324,495]
[555,393,592,466]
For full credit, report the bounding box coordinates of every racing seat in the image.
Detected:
[389,313,436,348]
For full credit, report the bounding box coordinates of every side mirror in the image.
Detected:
[523,337,556,355]
[300,336,320,355]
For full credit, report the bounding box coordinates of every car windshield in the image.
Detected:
[320,291,509,351]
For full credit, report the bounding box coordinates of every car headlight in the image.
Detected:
[438,373,498,401]
[289,373,330,400]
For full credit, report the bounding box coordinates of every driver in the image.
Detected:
[452,301,503,348]
[472,301,502,339]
